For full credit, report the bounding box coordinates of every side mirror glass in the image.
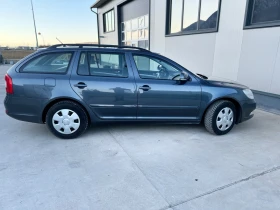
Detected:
[176,72,189,84]
[180,73,187,80]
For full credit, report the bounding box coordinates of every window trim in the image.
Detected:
[165,0,222,37]
[132,53,183,81]
[77,52,90,76]
[244,0,280,30]
[77,51,129,78]
[19,52,74,74]
[103,8,115,33]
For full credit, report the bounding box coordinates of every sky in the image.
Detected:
[0,0,98,47]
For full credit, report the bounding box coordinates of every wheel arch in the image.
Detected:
[201,97,242,124]
[42,97,92,124]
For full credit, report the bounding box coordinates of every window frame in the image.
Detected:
[244,0,280,30]
[77,51,129,78]
[103,9,115,33]
[132,53,183,81]
[165,0,222,37]
[77,52,90,76]
[19,52,74,74]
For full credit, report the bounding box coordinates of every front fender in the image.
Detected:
[199,86,245,121]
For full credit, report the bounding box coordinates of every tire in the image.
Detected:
[46,101,89,139]
[204,100,236,135]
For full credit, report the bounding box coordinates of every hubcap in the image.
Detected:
[52,109,80,134]
[216,107,234,131]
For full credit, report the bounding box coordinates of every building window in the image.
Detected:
[166,0,221,35]
[121,15,149,49]
[103,9,115,33]
[244,0,280,28]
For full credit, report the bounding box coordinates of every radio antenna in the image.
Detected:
[56,37,63,44]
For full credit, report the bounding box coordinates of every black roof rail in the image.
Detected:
[47,44,150,52]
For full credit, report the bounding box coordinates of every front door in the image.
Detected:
[70,51,137,120]
[130,53,201,120]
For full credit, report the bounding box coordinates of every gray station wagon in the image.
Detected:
[4,44,256,139]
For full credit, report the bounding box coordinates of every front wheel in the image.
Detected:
[204,100,236,135]
[46,101,89,139]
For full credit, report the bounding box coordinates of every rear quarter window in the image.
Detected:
[20,52,73,74]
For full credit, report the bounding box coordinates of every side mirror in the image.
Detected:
[176,72,189,84]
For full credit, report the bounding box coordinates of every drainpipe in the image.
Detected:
[91,8,100,45]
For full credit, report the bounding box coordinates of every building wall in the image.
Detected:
[212,0,246,81]
[150,0,280,96]
[97,0,149,46]
[151,0,217,77]
[96,0,280,96]
[97,0,123,45]
[150,0,166,55]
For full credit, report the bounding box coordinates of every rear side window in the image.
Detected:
[21,52,73,74]
[77,52,128,78]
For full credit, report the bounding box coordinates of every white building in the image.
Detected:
[91,0,280,113]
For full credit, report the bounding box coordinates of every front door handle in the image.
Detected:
[139,85,151,91]
[74,82,87,89]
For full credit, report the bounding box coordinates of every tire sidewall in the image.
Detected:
[211,101,236,135]
[46,102,88,139]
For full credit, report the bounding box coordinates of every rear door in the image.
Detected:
[70,50,137,120]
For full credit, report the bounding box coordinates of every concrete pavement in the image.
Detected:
[1,65,280,210]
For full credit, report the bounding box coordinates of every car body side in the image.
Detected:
[4,48,256,125]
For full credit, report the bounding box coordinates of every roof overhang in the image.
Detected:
[91,0,112,8]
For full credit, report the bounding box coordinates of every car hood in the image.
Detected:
[199,74,248,89]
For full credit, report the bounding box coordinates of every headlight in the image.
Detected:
[243,89,254,100]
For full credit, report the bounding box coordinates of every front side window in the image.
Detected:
[103,9,115,32]
[21,52,73,73]
[245,0,280,28]
[167,0,220,35]
[133,55,181,80]
[78,52,128,78]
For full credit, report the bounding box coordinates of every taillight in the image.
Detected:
[5,74,13,94]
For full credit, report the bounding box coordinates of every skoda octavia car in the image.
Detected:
[4,44,256,139]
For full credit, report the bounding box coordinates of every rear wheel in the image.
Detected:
[46,101,89,139]
[204,100,236,135]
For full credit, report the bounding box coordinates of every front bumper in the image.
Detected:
[239,99,257,123]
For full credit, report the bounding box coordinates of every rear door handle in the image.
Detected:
[74,82,87,89]
[139,85,151,91]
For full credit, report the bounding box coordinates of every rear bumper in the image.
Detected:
[4,95,43,124]
[239,99,257,123]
